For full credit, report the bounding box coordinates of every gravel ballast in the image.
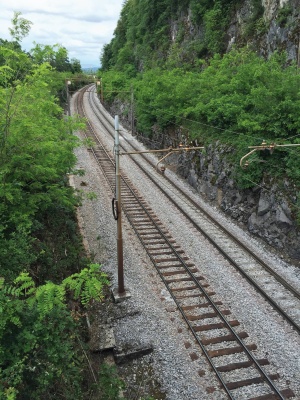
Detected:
[70,91,300,399]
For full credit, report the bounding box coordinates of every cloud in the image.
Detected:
[16,8,115,23]
[0,0,123,67]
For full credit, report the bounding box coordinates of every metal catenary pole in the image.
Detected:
[113,115,203,296]
[66,79,71,116]
[131,85,134,137]
[114,116,125,294]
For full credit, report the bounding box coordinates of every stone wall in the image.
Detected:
[104,0,300,263]
[227,0,300,64]
[177,143,300,262]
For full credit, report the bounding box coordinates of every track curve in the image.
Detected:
[72,85,297,400]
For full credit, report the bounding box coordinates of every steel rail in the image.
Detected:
[73,85,295,399]
[87,86,300,335]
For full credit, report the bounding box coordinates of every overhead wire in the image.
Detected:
[103,90,300,224]
[122,103,300,212]
[135,103,298,146]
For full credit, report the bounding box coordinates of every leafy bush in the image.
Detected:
[0,265,108,399]
[0,46,86,282]
[203,3,227,54]
[277,5,293,27]
[99,70,132,104]
[97,364,125,400]
[101,48,300,190]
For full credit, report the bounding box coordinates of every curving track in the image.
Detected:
[73,85,298,400]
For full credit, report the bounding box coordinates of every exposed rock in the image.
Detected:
[276,205,293,230]
[257,192,273,216]
[226,0,300,63]
[176,142,300,262]
[262,0,278,21]
[237,0,254,25]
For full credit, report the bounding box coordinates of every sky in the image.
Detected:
[0,0,124,68]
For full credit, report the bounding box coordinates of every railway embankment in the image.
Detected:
[106,101,300,266]
[177,143,300,263]
[72,87,300,399]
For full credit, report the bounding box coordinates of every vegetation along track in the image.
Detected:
[74,85,296,399]
[86,85,300,335]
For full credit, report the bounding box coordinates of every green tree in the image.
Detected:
[101,42,115,70]
[9,11,32,43]
[30,43,72,72]
[102,47,300,189]
[0,265,109,399]
[70,58,82,73]
[0,47,83,281]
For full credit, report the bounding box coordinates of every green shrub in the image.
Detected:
[0,265,108,399]
[97,364,125,400]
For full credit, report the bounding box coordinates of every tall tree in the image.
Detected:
[0,46,80,281]
[9,11,32,43]
[70,58,82,73]
[30,43,72,72]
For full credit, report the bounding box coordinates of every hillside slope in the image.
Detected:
[102,0,300,72]
[99,0,300,262]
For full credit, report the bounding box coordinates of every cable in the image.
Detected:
[134,101,300,146]
[112,198,118,220]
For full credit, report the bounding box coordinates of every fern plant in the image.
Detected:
[0,264,109,399]
[63,263,109,306]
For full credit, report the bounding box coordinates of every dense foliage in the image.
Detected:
[101,0,246,72]
[0,265,108,400]
[0,12,120,400]
[0,47,83,282]
[100,1,300,193]
[100,49,300,189]
[30,43,82,73]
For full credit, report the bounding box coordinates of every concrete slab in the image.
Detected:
[89,325,115,352]
[112,287,131,303]
[114,346,153,364]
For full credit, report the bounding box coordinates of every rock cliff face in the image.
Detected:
[169,0,300,262]
[260,0,300,62]
[231,0,300,62]
[177,0,300,64]
[107,0,300,263]
[177,144,300,262]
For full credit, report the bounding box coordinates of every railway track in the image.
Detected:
[74,85,296,399]
[86,85,300,334]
